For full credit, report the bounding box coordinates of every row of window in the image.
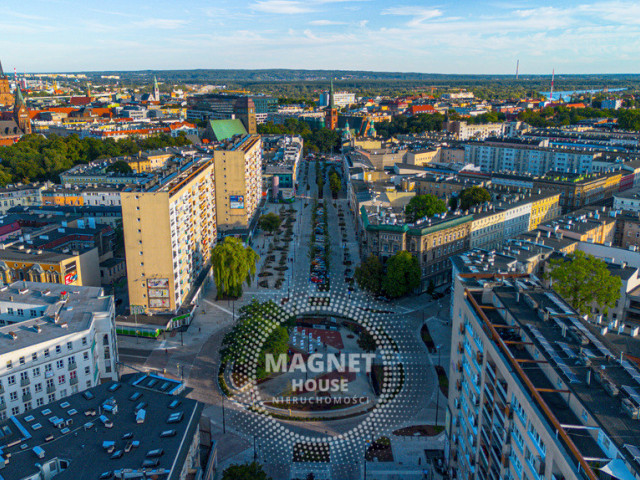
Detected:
[5,337,88,371]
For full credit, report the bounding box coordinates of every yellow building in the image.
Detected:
[121,157,216,314]
[42,188,84,206]
[0,246,100,287]
[213,135,262,233]
[528,193,561,230]
[405,148,440,166]
[128,151,173,173]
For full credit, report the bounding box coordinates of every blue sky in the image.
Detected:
[1,0,639,74]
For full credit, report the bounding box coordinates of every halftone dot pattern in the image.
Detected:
[222,285,435,479]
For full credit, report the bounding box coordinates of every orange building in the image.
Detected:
[0,60,12,107]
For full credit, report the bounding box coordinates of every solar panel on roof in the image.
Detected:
[625,444,640,462]
[529,326,581,383]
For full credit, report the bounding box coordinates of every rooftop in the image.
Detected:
[464,276,640,478]
[0,377,201,480]
[0,282,110,355]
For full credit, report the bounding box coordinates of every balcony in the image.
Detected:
[70,377,78,386]
[20,377,30,387]
[0,400,5,410]
[22,392,32,402]
[46,385,56,394]
[68,362,77,371]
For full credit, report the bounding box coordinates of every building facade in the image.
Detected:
[0,282,118,419]
[449,273,640,480]
[213,135,263,234]
[122,157,217,314]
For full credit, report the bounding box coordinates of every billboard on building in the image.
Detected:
[230,195,245,209]
[64,261,78,285]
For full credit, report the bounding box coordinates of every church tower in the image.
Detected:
[152,76,160,102]
[325,79,338,130]
[13,85,31,134]
[0,60,14,107]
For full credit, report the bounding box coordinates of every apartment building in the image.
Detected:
[0,281,117,419]
[444,121,506,140]
[533,172,622,213]
[614,211,640,250]
[449,273,640,480]
[360,206,472,288]
[412,174,488,198]
[213,134,262,234]
[469,193,560,251]
[0,377,203,480]
[0,184,46,214]
[536,206,616,244]
[614,187,640,213]
[464,139,602,175]
[122,157,216,314]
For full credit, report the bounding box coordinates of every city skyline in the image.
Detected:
[2,0,640,74]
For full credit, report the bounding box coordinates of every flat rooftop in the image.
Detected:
[466,277,640,475]
[0,281,110,355]
[0,377,201,480]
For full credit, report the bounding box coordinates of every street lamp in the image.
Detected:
[221,396,226,433]
[435,344,443,427]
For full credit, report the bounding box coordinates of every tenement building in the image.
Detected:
[449,273,640,480]
[0,281,117,419]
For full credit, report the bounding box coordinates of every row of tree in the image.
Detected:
[355,252,421,298]
[0,132,191,186]
[257,118,341,154]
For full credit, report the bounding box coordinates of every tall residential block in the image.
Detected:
[122,157,216,314]
[448,272,640,480]
[213,134,263,233]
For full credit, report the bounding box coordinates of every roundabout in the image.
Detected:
[217,287,436,479]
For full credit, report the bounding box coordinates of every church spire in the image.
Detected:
[15,84,25,107]
[329,78,335,109]
[153,76,159,100]
[0,60,4,78]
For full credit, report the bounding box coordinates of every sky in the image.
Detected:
[1,0,639,74]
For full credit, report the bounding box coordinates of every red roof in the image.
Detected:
[409,104,436,115]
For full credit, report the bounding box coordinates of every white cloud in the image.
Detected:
[250,1,314,14]
[309,19,347,25]
[133,18,188,29]
[381,6,443,27]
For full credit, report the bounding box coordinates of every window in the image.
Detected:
[32,352,37,361]
[58,375,65,385]
[30,310,36,317]
[84,366,90,375]
[55,346,61,354]
[56,360,64,369]
[17,309,23,316]
[36,398,44,407]
[6,360,12,370]
[34,383,42,393]
[20,371,28,382]
[83,352,89,361]
[19,357,25,365]
[82,337,87,346]
[11,407,19,416]
[9,392,17,401]
[46,379,54,389]
[32,367,40,376]
[47,393,55,403]
[7,308,13,315]
[67,342,73,351]
[44,349,50,358]
[7,375,15,386]
[45,364,52,374]
[70,371,77,380]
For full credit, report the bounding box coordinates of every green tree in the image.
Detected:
[357,330,377,353]
[106,160,133,174]
[459,186,491,211]
[222,462,272,480]
[259,212,282,234]
[329,171,341,195]
[448,197,459,210]
[211,237,259,299]
[546,251,621,317]
[405,194,446,222]
[382,251,421,298]
[355,255,385,295]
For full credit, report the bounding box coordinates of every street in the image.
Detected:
[117,157,452,480]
